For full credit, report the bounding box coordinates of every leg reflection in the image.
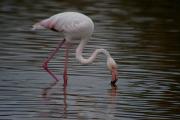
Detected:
[110,84,117,97]
[42,80,59,97]
[63,87,67,118]
[41,81,68,118]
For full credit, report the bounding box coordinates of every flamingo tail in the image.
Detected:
[32,22,46,30]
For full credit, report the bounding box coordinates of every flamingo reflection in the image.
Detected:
[42,81,67,118]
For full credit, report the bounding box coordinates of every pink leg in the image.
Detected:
[63,44,69,87]
[42,39,65,81]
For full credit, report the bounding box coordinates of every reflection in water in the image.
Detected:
[41,81,68,118]
[42,80,59,97]
[41,80,118,119]
[0,0,180,119]
[109,84,118,97]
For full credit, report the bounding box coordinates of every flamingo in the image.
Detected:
[32,12,118,87]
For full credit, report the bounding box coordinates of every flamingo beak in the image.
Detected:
[111,67,118,86]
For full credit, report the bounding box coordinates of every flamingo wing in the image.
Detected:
[32,12,94,37]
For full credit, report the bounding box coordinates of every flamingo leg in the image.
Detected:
[42,39,66,81]
[63,44,69,87]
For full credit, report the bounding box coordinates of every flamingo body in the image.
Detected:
[33,12,94,42]
[33,12,118,86]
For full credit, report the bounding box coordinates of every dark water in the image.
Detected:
[0,0,180,119]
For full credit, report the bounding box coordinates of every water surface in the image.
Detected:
[0,0,180,119]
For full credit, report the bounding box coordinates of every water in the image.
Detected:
[0,0,180,119]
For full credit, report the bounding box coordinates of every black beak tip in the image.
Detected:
[111,79,117,87]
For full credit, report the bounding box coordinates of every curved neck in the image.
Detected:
[76,37,111,64]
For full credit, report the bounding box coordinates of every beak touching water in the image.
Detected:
[111,67,118,86]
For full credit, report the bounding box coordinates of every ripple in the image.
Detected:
[0,0,180,119]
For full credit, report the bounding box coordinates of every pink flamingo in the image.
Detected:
[33,12,118,87]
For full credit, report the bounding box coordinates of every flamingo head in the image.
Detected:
[107,57,118,86]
